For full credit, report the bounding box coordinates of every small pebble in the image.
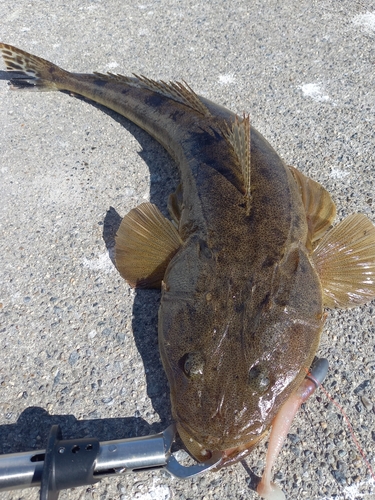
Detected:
[102,396,113,404]
[354,380,371,395]
[290,446,300,457]
[101,327,112,337]
[68,351,79,365]
[361,395,373,411]
[288,433,300,444]
[331,469,347,485]
[117,483,126,494]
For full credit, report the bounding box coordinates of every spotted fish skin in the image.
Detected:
[1,44,375,473]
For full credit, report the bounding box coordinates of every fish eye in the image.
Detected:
[179,352,205,378]
[248,364,270,394]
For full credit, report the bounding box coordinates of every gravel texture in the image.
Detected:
[1,1,375,499]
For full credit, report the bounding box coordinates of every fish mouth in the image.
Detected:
[176,420,267,468]
[219,435,267,467]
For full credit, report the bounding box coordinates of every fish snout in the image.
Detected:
[176,421,266,468]
[176,422,218,463]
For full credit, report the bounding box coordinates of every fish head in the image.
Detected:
[159,240,324,465]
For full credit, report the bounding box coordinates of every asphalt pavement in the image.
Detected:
[0,1,375,499]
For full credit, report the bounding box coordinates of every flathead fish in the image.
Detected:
[1,43,375,499]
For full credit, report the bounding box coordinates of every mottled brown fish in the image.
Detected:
[1,43,375,499]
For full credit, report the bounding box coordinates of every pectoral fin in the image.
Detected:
[289,166,336,246]
[312,213,375,308]
[115,202,183,288]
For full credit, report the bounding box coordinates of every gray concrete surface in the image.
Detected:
[1,1,375,499]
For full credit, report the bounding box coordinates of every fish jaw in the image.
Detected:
[176,420,268,468]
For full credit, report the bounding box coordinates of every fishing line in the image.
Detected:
[301,406,347,499]
[319,383,375,483]
[307,370,375,484]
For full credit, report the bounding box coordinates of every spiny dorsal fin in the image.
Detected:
[115,202,183,288]
[222,114,251,208]
[312,213,375,308]
[93,71,211,117]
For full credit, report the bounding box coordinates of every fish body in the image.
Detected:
[1,44,375,492]
[53,67,323,459]
[159,124,324,459]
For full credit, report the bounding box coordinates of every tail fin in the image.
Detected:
[0,43,69,91]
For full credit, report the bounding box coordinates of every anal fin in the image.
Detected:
[115,202,183,288]
[312,213,375,308]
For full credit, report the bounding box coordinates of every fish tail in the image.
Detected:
[0,43,69,91]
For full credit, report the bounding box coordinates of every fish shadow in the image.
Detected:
[0,96,176,458]
[93,99,179,427]
[0,406,162,455]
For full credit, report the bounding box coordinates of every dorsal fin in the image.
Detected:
[93,72,211,117]
[137,76,212,117]
[289,165,336,249]
[93,70,251,200]
[222,114,251,210]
